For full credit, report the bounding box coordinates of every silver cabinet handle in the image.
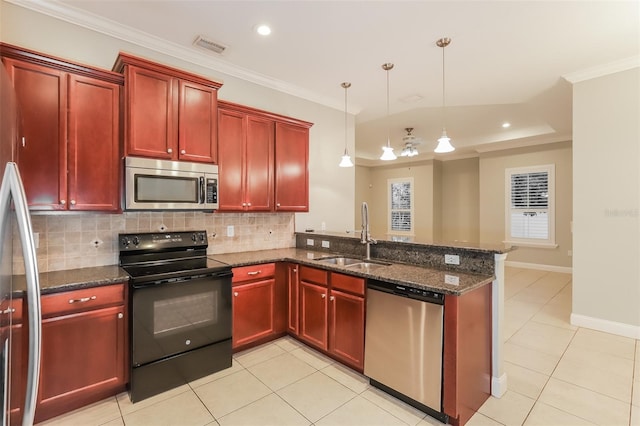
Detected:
[321,294,326,299]
[233,292,238,297]
[70,200,76,206]
[68,295,96,304]
[247,202,251,207]
[242,203,246,207]
[167,148,173,154]
[60,199,66,205]
[21,137,25,147]
[247,270,261,276]
[276,203,281,208]
[1,307,16,314]
[330,296,335,301]
[118,313,124,319]
[181,149,186,154]
[293,268,297,273]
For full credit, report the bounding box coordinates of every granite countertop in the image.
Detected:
[210,248,494,296]
[12,265,130,296]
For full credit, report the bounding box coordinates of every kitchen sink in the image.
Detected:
[314,256,391,270]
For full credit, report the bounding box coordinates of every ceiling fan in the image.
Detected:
[399,128,423,157]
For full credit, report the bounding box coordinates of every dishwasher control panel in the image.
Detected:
[367,279,444,305]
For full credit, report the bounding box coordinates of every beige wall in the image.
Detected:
[0,1,355,235]
[356,161,438,241]
[479,141,573,268]
[572,67,640,329]
[441,158,479,244]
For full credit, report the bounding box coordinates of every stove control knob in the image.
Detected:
[191,233,197,242]
[121,237,130,247]
[199,233,206,242]
[132,236,140,246]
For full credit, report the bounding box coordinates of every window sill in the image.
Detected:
[503,241,558,249]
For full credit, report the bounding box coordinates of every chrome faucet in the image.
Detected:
[360,202,377,260]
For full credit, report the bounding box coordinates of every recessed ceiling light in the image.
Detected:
[256,24,271,36]
[502,122,511,128]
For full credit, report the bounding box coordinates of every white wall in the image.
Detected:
[572,67,640,336]
[0,1,355,235]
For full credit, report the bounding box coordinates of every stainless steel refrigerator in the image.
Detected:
[0,61,42,426]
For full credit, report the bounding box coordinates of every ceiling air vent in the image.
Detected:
[193,35,227,54]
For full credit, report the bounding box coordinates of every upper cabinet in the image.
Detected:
[1,43,122,212]
[113,53,222,163]
[217,101,312,212]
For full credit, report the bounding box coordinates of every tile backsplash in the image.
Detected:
[14,212,295,274]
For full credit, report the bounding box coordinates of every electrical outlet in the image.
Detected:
[321,240,330,248]
[306,239,314,246]
[445,274,460,285]
[226,225,234,237]
[444,254,460,265]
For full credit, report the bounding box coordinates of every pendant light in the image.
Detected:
[338,82,354,168]
[435,37,455,153]
[380,63,397,161]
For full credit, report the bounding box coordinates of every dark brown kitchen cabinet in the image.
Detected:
[114,53,221,163]
[232,263,278,350]
[35,284,127,424]
[218,105,274,211]
[0,44,122,211]
[286,263,299,335]
[274,122,310,212]
[297,266,365,371]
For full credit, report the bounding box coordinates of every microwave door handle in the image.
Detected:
[199,176,205,204]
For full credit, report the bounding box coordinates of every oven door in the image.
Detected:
[131,271,232,367]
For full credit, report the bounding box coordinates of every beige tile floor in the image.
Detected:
[39,267,639,426]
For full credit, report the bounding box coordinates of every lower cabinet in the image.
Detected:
[232,263,288,351]
[35,284,127,423]
[298,266,365,372]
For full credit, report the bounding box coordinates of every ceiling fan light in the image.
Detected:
[380,145,397,161]
[435,129,455,153]
[409,147,419,157]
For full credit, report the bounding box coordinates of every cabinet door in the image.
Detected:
[329,289,365,370]
[274,122,308,212]
[245,116,274,211]
[67,74,120,211]
[178,80,218,163]
[299,281,328,351]
[3,58,66,210]
[217,108,246,211]
[36,305,126,423]
[232,279,275,349]
[125,65,177,159]
[287,264,299,335]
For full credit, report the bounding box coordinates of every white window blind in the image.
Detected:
[505,165,555,246]
[388,178,414,235]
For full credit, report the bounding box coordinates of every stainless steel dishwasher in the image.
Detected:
[364,279,448,424]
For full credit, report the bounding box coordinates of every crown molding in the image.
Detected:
[6,0,356,113]
[563,56,640,84]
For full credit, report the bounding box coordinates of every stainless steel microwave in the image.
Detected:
[124,157,218,211]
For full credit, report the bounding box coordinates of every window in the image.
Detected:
[505,165,556,247]
[388,178,414,235]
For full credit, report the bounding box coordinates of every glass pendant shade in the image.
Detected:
[380,143,397,161]
[339,148,354,167]
[435,129,455,153]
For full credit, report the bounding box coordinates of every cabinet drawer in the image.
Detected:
[41,284,125,318]
[232,263,276,284]
[331,273,365,296]
[299,266,328,286]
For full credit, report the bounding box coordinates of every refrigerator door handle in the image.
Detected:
[0,163,41,426]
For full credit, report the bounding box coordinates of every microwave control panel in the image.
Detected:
[206,178,217,204]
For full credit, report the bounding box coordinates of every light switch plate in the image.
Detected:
[306,239,314,246]
[445,274,460,285]
[321,240,330,248]
[444,254,460,265]
[227,225,234,237]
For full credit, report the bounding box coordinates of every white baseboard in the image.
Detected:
[491,373,508,398]
[505,260,572,274]
[570,313,640,339]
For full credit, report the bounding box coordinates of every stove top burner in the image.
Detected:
[119,231,231,284]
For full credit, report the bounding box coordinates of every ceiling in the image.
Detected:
[17,0,639,166]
